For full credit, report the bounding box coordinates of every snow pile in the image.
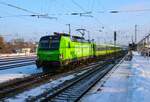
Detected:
[0,74,27,83]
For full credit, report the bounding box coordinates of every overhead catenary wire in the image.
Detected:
[71,0,92,17]
[98,8,150,13]
[0,1,57,20]
[70,0,116,45]
[71,0,113,32]
[0,1,37,14]
[71,0,86,12]
[0,14,57,20]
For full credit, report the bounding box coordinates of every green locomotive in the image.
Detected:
[36,32,122,70]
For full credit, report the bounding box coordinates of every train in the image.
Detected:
[36,32,124,71]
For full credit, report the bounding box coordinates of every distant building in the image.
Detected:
[21,48,31,55]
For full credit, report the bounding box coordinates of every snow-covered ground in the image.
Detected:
[0,53,36,57]
[0,65,42,83]
[6,70,88,102]
[81,52,150,102]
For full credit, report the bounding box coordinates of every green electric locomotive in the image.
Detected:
[36,32,122,71]
[36,32,95,69]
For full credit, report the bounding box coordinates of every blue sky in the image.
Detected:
[0,0,150,45]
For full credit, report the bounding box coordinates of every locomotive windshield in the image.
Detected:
[39,36,60,50]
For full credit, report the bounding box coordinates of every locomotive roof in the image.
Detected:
[53,32,89,42]
[40,35,60,38]
[53,32,85,39]
[41,32,93,43]
[54,32,70,37]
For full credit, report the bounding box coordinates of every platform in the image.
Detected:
[80,52,150,102]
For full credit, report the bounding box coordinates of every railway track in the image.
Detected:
[27,59,120,102]
[0,56,36,62]
[0,57,36,70]
[0,61,101,100]
[0,54,125,101]
[0,59,35,65]
[0,73,52,99]
[0,61,35,70]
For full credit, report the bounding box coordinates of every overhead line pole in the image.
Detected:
[66,24,71,35]
[135,24,137,43]
[87,30,90,41]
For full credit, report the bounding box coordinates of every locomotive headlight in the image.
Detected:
[59,54,63,59]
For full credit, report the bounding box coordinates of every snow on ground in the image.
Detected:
[0,65,42,83]
[128,52,150,102]
[6,69,89,102]
[81,52,150,102]
[0,53,36,57]
[80,58,131,102]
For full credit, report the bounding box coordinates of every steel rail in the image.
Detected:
[28,59,119,102]
[0,61,35,70]
[0,59,35,65]
[0,56,36,62]
[0,61,101,100]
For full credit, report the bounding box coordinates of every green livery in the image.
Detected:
[36,32,122,69]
